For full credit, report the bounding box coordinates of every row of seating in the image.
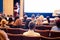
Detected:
[36,25,52,30]
[35,29,60,37]
[7,33,60,40]
[0,28,60,38]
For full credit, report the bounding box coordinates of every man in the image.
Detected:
[23,21,40,37]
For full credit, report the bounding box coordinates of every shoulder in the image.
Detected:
[23,32,28,35]
[0,30,7,37]
[35,32,40,36]
[51,26,58,31]
[0,30,9,40]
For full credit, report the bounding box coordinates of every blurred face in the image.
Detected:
[2,21,6,24]
[16,2,19,6]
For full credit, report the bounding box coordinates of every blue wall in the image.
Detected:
[0,0,3,12]
[25,13,54,18]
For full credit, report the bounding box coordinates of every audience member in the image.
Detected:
[46,16,50,23]
[14,15,19,22]
[54,17,59,21]
[51,19,60,32]
[13,18,25,28]
[6,15,9,21]
[39,15,44,21]
[0,30,9,40]
[23,21,40,37]
[23,15,27,22]
[0,19,9,28]
[36,18,43,26]
[36,14,39,19]
[24,19,31,29]
[2,14,7,20]
[8,17,14,28]
[9,15,14,21]
[31,14,36,22]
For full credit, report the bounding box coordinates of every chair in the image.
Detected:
[36,25,52,30]
[22,35,41,40]
[7,33,23,40]
[6,28,27,34]
[35,29,49,37]
[41,36,60,40]
[0,30,9,40]
[49,31,60,37]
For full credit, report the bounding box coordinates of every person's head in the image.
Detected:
[15,16,19,21]
[9,18,13,23]
[46,16,50,23]
[56,19,60,28]
[9,15,13,18]
[36,15,39,19]
[39,15,44,19]
[36,18,43,25]
[7,15,9,17]
[31,14,35,20]
[39,15,44,21]
[16,2,19,6]
[24,15,27,20]
[46,16,50,18]
[28,21,36,30]
[54,17,59,21]
[1,19,8,25]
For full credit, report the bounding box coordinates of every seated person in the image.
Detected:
[43,19,48,24]
[54,17,60,22]
[0,19,9,28]
[24,19,31,29]
[8,17,14,28]
[36,18,43,26]
[13,18,25,28]
[0,30,9,40]
[31,14,36,22]
[23,21,40,37]
[39,15,44,22]
[23,15,27,22]
[46,16,50,23]
[8,17,14,25]
[51,19,60,32]
[6,15,9,21]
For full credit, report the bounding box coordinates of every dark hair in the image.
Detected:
[8,18,13,23]
[31,14,35,18]
[15,16,19,21]
[56,19,60,28]
[0,17,2,22]
[28,21,35,29]
[46,16,50,23]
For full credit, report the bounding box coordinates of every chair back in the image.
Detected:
[36,25,52,30]
[50,31,60,37]
[41,36,60,40]
[35,29,49,37]
[7,33,23,40]
[6,28,27,34]
[22,35,41,40]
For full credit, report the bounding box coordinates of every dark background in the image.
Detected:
[14,0,20,6]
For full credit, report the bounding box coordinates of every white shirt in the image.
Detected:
[23,29,40,37]
[51,26,60,32]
